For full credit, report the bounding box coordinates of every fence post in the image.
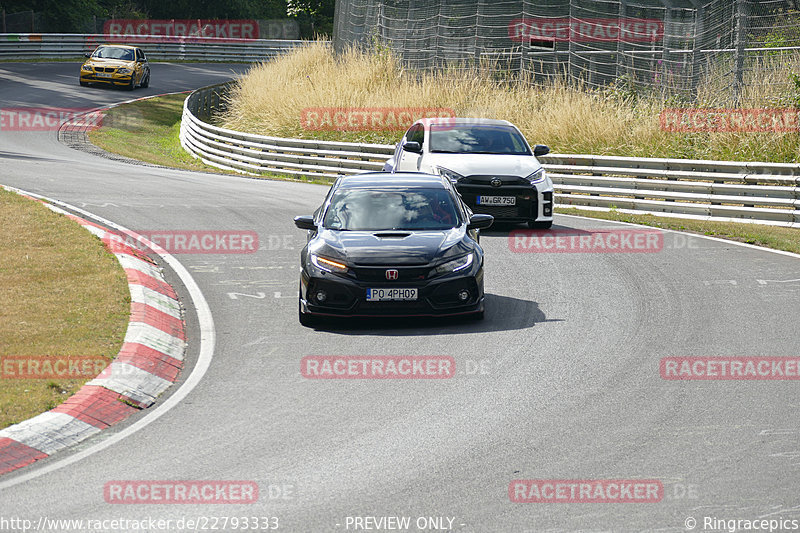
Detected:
[690,2,704,101]
[568,0,575,83]
[432,2,442,70]
[733,0,747,104]
[615,0,627,80]
[474,1,483,65]
[520,0,530,76]
[661,0,673,93]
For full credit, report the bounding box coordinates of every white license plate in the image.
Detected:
[478,196,516,206]
[96,72,113,78]
[366,288,418,302]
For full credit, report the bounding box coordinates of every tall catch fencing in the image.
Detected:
[333,0,800,105]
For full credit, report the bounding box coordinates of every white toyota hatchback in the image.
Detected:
[384,118,554,229]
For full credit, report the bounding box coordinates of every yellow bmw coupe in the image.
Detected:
[80,44,150,90]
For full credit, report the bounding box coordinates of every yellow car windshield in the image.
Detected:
[92,47,135,61]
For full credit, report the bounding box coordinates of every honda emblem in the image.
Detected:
[385,269,399,280]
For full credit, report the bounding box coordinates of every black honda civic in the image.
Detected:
[294,172,493,326]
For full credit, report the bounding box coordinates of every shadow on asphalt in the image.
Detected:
[309,293,562,336]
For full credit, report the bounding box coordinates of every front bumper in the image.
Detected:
[80,73,133,86]
[300,264,485,318]
[455,178,553,223]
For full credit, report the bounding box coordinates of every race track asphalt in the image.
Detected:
[1,61,799,532]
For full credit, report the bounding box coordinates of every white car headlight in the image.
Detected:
[311,254,348,273]
[81,64,93,71]
[432,253,474,276]
[434,166,465,183]
[117,68,133,75]
[525,168,546,184]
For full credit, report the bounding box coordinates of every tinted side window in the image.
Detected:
[407,125,424,146]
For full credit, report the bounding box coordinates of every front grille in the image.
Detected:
[456,181,537,220]
[470,205,521,218]
[95,67,115,73]
[459,175,529,186]
[351,266,430,282]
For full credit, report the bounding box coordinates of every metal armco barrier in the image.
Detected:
[0,33,309,61]
[180,84,800,227]
[180,82,394,178]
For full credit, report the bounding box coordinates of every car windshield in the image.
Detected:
[429,124,532,155]
[92,46,135,61]
[323,188,460,231]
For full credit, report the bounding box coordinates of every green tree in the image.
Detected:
[287,0,333,37]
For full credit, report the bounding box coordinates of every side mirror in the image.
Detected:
[533,144,550,157]
[467,214,494,230]
[84,53,91,58]
[294,215,316,231]
[402,141,422,153]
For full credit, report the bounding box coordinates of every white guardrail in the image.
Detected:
[0,33,308,61]
[180,83,800,227]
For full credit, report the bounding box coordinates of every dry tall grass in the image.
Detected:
[221,41,800,162]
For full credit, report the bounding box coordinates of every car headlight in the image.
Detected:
[117,68,133,75]
[311,254,348,274]
[525,168,546,184]
[431,253,474,276]
[81,64,92,71]
[434,166,465,183]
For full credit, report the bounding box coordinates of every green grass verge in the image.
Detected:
[89,93,208,171]
[0,189,130,429]
[91,94,799,255]
[88,93,331,185]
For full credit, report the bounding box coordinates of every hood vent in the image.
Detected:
[373,232,411,239]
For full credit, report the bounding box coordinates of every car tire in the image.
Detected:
[528,220,553,229]
[141,71,150,88]
[79,80,89,87]
[125,76,135,91]
[471,310,485,321]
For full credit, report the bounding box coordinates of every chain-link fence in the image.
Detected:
[333,0,800,105]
